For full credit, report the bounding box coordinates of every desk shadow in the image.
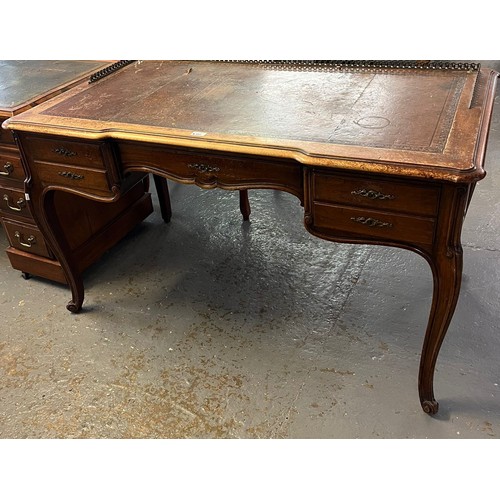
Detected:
[78,187,369,342]
[431,397,500,424]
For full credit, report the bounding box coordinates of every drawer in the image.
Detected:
[0,121,16,145]
[312,202,436,246]
[2,219,53,258]
[118,143,303,198]
[312,172,440,217]
[0,186,32,219]
[0,150,24,182]
[25,136,106,170]
[33,160,113,195]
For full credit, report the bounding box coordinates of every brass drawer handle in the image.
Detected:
[58,171,84,180]
[54,147,77,157]
[188,163,220,174]
[350,216,393,228]
[351,189,395,200]
[14,231,36,248]
[0,162,14,176]
[3,194,26,212]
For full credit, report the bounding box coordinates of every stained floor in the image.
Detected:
[1,63,499,439]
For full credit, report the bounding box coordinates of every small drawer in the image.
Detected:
[0,151,24,182]
[312,172,440,217]
[33,160,113,195]
[25,136,106,170]
[312,202,436,246]
[118,143,303,198]
[0,186,32,218]
[2,219,53,258]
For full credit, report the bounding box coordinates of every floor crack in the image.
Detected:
[463,243,499,253]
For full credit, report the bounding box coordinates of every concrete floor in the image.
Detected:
[1,64,499,439]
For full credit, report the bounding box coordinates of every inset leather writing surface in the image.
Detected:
[5,61,498,181]
[40,61,465,153]
[0,60,107,112]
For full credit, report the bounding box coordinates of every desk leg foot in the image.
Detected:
[67,301,82,313]
[64,267,84,313]
[239,189,251,221]
[421,399,439,415]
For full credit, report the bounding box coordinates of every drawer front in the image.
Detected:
[0,150,24,182]
[0,186,32,218]
[33,160,112,195]
[312,202,435,246]
[0,121,16,146]
[26,136,106,169]
[312,172,440,217]
[118,143,303,198]
[2,219,53,258]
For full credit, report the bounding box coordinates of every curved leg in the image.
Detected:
[419,247,463,414]
[239,189,251,221]
[418,184,470,414]
[64,271,85,313]
[40,189,85,312]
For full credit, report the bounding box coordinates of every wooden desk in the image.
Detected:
[0,60,153,283]
[4,60,498,414]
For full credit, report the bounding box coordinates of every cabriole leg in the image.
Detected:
[419,247,463,414]
[40,189,85,313]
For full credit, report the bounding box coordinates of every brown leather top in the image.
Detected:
[4,61,499,180]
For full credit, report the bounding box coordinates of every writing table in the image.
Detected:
[4,60,499,414]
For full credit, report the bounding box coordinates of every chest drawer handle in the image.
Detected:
[350,216,393,228]
[54,147,77,157]
[188,163,220,174]
[58,171,85,180]
[351,189,395,200]
[14,231,36,248]
[1,162,14,176]
[3,194,26,211]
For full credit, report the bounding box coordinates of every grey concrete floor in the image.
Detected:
[1,65,499,439]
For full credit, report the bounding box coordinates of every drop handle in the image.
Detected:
[3,194,26,211]
[14,231,36,248]
[58,171,84,180]
[188,163,220,174]
[0,162,14,176]
[351,189,395,200]
[350,216,393,228]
